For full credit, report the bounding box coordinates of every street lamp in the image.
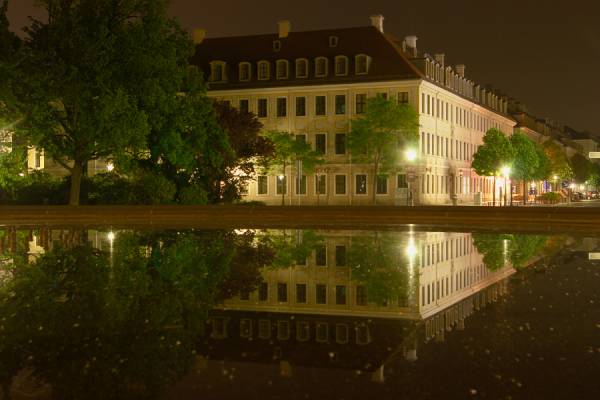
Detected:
[404,148,417,206]
[405,149,417,162]
[500,166,511,206]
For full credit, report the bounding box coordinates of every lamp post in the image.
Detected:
[501,166,511,207]
[405,149,417,206]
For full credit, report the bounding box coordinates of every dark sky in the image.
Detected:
[6,0,600,133]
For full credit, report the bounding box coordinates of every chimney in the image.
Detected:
[370,14,384,33]
[455,64,465,77]
[278,20,291,39]
[193,28,206,45]
[434,53,445,68]
[404,35,418,56]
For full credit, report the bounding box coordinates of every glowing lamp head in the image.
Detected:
[569,183,576,190]
[406,242,418,258]
[405,149,417,162]
[553,175,559,180]
[500,166,511,177]
[278,175,285,180]
[107,232,115,242]
[106,162,115,172]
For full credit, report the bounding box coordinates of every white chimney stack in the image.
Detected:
[434,53,445,68]
[456,64,466,77]
[405,35,418,49]
[278,20,291,39]
[193,28,206,45]
[370,14,384,33]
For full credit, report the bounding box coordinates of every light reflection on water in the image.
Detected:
[0,226,597,399]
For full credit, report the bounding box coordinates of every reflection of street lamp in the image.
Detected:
[501,166,511,206]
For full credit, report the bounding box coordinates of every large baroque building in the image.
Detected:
[192,16,516,205]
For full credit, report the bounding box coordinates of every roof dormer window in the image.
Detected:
[238,62,251,82]
[315,57,328,77]
[355,54,370,75]
[276,59,289,79]
[329,36,339,48]
[257,60,270,80]
[296,58,308,78]
[209,61,227,82]
[335,56,348,76]
[273,40,282,52]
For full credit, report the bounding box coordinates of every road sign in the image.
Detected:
[589,152,600,159]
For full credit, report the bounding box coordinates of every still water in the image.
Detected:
[0,226,598,399]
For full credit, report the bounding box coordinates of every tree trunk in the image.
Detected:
[372,159,379,205]
[281,162,286,206]
[493,176,496,207]
[523,180,527,205]
[69,162,84,206]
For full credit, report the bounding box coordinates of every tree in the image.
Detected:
[348,95,419,204]
[0,0,22,126]
[213,101,273,202]
[510,131,539,204]
[569,153,593,183]
[532,144,551,182]
[263,130,323,206]
[472,128,514,206]
[542,140,572,188]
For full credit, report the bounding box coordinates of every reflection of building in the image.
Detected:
[202,231,515,380]
[193,17,515,205]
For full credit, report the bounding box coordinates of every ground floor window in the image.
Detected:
[257,176,268,195]
[376,175,388,194]
[276,175,287,195]
[355,174,367,195]
[335,175,346,195]
[315,174,326,195]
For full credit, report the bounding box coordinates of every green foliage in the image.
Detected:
[472,128,514,177]
[542,140,572,179]
[347,233,409,306]
[569,153,593,183]
[348,96,419,203]
[510,131,539,182]
[178,185,209,205]
[508,235,548,269]
[473,233,549,271]
[539,192,562,203]
[0,0,22,124]
[532,144,551,181]
[0,145,27,198]
[265,230,324,269]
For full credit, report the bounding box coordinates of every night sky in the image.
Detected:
[6,0,600,134]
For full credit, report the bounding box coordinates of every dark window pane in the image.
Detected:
[316,284,327,304]
[355,175,367,194]
[315,245,327,266]
[315,134,326,154]
[336,285,347,305]
[259,282,268,301]
[376,175,387,194]
[239,99,249,114]
[296,284,307,303]
[335,95,346,115]
[315,96,326,115]
[277,283,288,302]
[296,97,306,116]
[356,285,367,306]
[277,98,287,117]
[335,245,346,266]
[258,98,268,118]
[335,133,346,154]
[335,175,346,195]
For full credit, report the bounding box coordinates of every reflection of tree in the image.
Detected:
[0,230,240,399]
[347,233,409,306]
[473,233,549,271]
[264,230,323,269]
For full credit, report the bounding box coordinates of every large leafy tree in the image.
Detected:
[510,131,539,203]
[472,128,514,206]
[348,95,419,204]
[0,0,22,127]
[542,140,572,188]
[569,153,593,183]
[263,130,323,206]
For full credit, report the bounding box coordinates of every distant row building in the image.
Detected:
[191,15,599,205]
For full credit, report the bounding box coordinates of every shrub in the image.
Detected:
[132,172,177,205]
[178,185,209,205]
[539,192,562,204]
[11,171,64,205]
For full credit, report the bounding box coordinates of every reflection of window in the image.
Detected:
[316,322,328,343]
[315,245,327,266]
[276,98,287,117]
[210,61,226,82]
[258,61,270,80]
[315,57,328,77]
[356,174,367,195]
[335,56,348,76]
[276,175,287,195]
[356,285,367,305]
[355,54,370,74]
[276,60,289,79]
[296,175,307,195]
[297,321,310,341]
[315,134,326,154]
[240,319,253,338]
[397,174,408,189]
[398,91,409,104]
[211,317,228,339]
[336,324,349,344]
[258,320,271,339]
[257,98,268,118]
[238,62,251,81]
[356,324,371,345]
[277,320,290,340]
[257,176,268,195]
[296,283,307,303]
[316,284,327,304]
[335,246,346,267]
[335,285,347,304]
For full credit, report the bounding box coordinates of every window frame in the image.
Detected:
[276,59,289,80]
[334,55,349,76]
[334,174,347,195]
[295,58,309,78]
[209,60,227,82]
[355,54,370,75]
[238,62,251,82]
[257,60,270,80]
[315,56,328,77]
[355,174,368,195]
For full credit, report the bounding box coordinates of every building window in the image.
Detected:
[257,175,268,195]
[355,94,367,114]
[297,321,310,341]
[210,61,226,82]
[397,174,408,189]
[315,174,326,195]
[238,62,251,81]
[315,245,327,266]
[356,285,367,305]
[376,175,388,194]
[335,324,349,344]
[356,324,371,345]
[257,61,270,80]
[334,56,348,76]
[240,319,252,338]
[335,245,346,267]
[315,95,326,115]
[316,323,328,343]
[335,175,346,195]
[355,174,367,195]
[335,133,346,154]
[335,94,346,115]
[398,91,409,104]
[277,320,290,340]
[258,282,268,301]
[315,133,326,155]
[239,99,249,114]
[258,320,271,339]
[296,284,307,303]
[355,54,370,74]
[316,284,327,304]
[273,40,281,52]
[211,317,228,339]
[296,175,307,195]
[336,285,347,305]
[329,36,339,47]
[296,58,308,78]
[315,57,328,77]
[277,283,288,302]
[276,97,287,117]
[296,96,306,116]
[276,60,289,79]
[257,98,268,118]
[276,175,287,195]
